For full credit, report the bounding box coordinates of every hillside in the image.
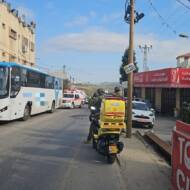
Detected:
[75,82,119,96]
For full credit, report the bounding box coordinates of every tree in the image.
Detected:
[119,48,138,83]
[63,79,71,91]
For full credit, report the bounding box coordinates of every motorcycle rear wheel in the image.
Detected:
[107,155,116,164]
[92,138,97,150]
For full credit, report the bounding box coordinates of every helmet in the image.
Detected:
[114,86,120,93]
[97,88,104,96]
[93,92,98,97]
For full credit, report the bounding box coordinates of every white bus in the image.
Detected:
[0,62,63,121]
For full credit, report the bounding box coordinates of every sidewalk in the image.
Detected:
[154,116,176,143]
[119,134,171,190]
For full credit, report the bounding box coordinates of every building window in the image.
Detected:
[22,37,28,53]
[9,55,16,62]
[9,28,17,40]
[2,52,6,57]
[30,42,35,52]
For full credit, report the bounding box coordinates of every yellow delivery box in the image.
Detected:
[100,97,126,123]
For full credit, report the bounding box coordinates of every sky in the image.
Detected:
[8,0,190,83]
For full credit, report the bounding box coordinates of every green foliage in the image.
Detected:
[181,102,190,124]
[120,48,139,83]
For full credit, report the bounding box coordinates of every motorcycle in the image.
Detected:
[90,96,126,164]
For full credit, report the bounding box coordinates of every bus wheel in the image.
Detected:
[50,101,55,113]
[22,105,31,121]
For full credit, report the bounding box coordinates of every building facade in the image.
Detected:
[177,53,190,68]
[0,1,35,66]
[134,68,190,116]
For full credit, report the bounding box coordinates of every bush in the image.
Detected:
[181,102,190,124]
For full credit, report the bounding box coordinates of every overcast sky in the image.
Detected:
[9,0,190,83]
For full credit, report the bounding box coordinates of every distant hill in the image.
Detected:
[75,82,119,96]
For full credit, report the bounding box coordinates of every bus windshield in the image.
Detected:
[0,66,9,99]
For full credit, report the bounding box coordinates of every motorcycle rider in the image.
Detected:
[113,86,122,97]
[84,88,105,144]
[88,92,98,109]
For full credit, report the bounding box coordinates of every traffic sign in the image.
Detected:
[124,63,136,74]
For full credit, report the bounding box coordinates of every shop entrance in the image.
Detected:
[134,87,142,98]
[145,88,155,108]
[161,88,176,116]
[180,88,190,106]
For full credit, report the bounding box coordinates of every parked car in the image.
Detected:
[132,97,152,109]
[132,101,155,128]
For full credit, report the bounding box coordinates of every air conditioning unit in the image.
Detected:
[11,9,19,17]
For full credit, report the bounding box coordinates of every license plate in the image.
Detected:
[137,119,147,123]
[109,145,118,154]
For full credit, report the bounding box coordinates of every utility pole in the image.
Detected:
[126,0,135,138]
[63,65,66,79]
[63,65,66,73]
[139,45,152,71]
[124,0,144,138]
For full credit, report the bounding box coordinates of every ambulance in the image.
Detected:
[62,89,85,109]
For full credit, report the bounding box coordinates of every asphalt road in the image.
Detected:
[0,107,127,190]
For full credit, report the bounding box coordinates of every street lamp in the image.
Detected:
[179,33,189,39]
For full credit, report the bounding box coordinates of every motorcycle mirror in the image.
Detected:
[90,106,96,111]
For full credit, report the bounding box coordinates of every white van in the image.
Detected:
[62,91,83,109]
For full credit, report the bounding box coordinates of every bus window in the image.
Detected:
[45,76,54,89]
[27,70,41,88]
[20,68,27,86]
[11,66,21,98]
[40,74,46,88]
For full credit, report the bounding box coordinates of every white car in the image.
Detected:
[132,101,155,128]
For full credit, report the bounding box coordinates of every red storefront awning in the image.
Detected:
[134,68,190,88]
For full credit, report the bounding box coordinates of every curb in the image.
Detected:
[143,131,171,164]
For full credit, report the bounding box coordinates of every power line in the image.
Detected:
[176,0,190,10]
[147,0,178,35]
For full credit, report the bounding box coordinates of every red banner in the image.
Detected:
[179,69,190,87]
[172,121,190,190]
[134,68,190,88]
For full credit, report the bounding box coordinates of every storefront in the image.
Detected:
[134,68,190,116]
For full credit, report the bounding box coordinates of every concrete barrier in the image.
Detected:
[172,120,190,190]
